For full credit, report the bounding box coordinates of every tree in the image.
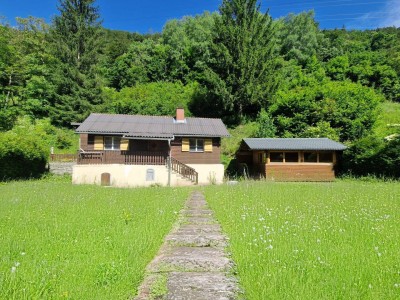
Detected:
[254,109,276,138]
[197,0,279,124]
[279,11,322,66]
[270,81,382,142]
[49,0,103,126]
[0,18,55,128]
[162,13,215,83]
[103,81,198,116]
[107,39,169,90]
[326,55,349,81]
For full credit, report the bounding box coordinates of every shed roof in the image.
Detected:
[76,113,230,138]
[243,138,346,151]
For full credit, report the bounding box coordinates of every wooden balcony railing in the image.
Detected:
[50,153,78,162]
[168,157,198,184]
[77,151,167,165]
[125,151,167,165]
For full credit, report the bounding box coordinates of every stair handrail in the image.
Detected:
[168,157,198,184]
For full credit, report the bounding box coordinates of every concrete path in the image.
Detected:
[135,191,240,300]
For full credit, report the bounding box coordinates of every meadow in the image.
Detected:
[0,177,188,299]
[1,178,399,299]
[204,180,400,300]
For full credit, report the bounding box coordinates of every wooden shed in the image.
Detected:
[236,138,347,181]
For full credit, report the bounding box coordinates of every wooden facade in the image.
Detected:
[171,137,221,164]
[79,134,221,165]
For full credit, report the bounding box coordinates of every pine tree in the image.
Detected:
[198,0,280,124]
[49,0,103,126]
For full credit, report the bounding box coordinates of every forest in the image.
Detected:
[0,0,399,179]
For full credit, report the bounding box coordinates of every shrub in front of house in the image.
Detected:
[0,130,49,180]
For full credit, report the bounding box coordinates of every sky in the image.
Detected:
[1,0,399,33]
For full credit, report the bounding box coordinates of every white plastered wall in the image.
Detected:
[72,164,225,187]
[186,164,225,185]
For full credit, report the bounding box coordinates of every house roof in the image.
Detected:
[243,138,347,151]
[76,113,230,138]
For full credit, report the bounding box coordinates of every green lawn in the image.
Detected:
[375,101,400,138]
[204,180,400,300]
[2,178,399,299]
[0,177,189,299]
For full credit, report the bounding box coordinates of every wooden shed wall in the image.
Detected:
[266,164,335,182]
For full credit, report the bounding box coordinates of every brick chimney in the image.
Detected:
[176,107,185,123]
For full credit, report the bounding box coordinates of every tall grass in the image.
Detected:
[0,178,188,299]
[375,101,400,138]
[204,181,400,299]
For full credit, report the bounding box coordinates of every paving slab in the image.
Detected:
[181,209,214,217]
[184,216,216,224]
[177,224,222,234]
[166,232,227,248]
[148,246,231,272]
[166,272,238,300]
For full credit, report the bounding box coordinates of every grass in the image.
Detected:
[375,101,400,138]
[203,180,400,300]
[0,177,189,299]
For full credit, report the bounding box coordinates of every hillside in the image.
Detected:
[0,0,399,179]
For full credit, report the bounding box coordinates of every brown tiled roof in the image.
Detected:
[76,113,230,138]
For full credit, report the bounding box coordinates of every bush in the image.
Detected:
[0,131,49,180]
[343,135,400,178]
[270,81,382,142]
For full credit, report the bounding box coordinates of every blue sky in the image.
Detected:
[1,0,399,33]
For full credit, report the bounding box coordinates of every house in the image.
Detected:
[72,108,230,187]
[236,138,347,181]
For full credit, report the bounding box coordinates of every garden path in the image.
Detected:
[135,191,240,300]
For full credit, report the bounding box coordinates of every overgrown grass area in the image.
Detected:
[204,180,400,299]
[0,177,189,299]
[375,101,400,138]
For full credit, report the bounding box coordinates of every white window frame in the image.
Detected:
[104,136,121,150]
[189,138,204,152]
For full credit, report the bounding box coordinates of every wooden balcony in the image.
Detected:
[77,151,168,165]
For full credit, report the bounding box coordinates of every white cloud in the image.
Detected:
[379,0,400,27]
[350,0,400,29]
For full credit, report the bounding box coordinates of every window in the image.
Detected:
[285,152,299,162]
[319,152,333,163]
[304,152,318,162]
[189,139,204,152]
[146,169,155,181]
[104,136,121,150]
[270,152,284,162]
